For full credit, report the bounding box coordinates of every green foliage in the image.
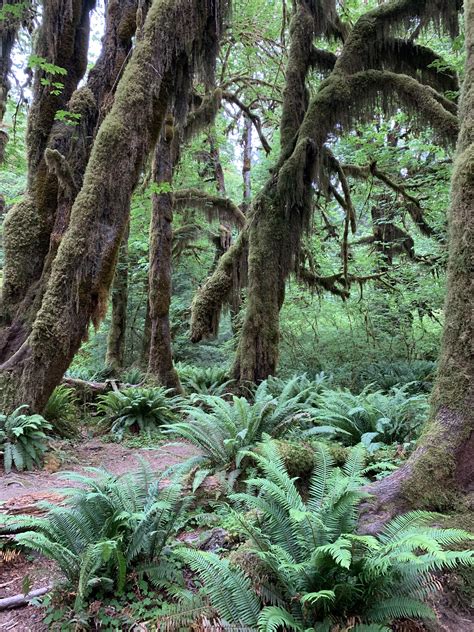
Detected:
[43,385,79,439]
[54,110,81,125]
[0,406,52,473]
[121,367,146,385]
[182,441,474,631]
[333,360,437,394]
[305,385,428,450]
[176,362,234,397]
[8,465,189,610]
[165,381,316,485]
[262,373,330,403]
[97,387,183,441]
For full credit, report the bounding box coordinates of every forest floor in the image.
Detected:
[0,435,198,631]
[1,438,473,632]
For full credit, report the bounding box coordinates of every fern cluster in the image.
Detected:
[97,387,183,440]
[263,373,329,402]
[0,406,52,472]
[305,385,428,450]
[8,464,189,610]
[43,385,79,439]
[176,362,234,398]
[182,441,473,631]
[165,381,316,487]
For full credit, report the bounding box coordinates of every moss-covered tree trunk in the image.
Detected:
[106,222,130,372]
[190,3,460,369]
[0,0,22,163]
[362,1,473,524]
[0,0,228,412]
[233,1,318,381]
[147,117,182,392]
[0,0,143,361]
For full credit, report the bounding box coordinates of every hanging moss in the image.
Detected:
[190,231,248,342]
[0,0,230,412]
[174,189,245,227]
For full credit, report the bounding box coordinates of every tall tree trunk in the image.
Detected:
[233,1,317,381]
[0,0,143,361]
[147,116,182,392]
[0,0,228,412]
[106,221,130,372]
[362,0,473,527]
[0,0,22,164]
[241,114,252,214]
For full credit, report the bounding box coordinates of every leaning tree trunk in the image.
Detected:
[193,0,460,383]
[0,0,144,362]
[0,0,22,164]
[0,0,228,412]
[362,0,474,525]
[147,116,182,392]
[105,221,130,372]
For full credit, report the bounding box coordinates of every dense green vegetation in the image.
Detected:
[0,0,472,630]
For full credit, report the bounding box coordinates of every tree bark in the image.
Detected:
[0,0,23,164]
[361,0,474,530]
[106,221,130,372]
[231,0,460,383]
[0,0,228,412]
[0,0,143,361]
[241,114,252,214]
[147,116,182,392]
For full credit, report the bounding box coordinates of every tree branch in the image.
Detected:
[222,91,271,154]
[174,189,246,228]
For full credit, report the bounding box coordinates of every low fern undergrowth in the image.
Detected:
[43,385,79,439]
[164,380,316,488]
[305,385,428,450]
[7,464,189,610]
[97,387,184,440]
[0,406,52,472]
[181,441,474,631]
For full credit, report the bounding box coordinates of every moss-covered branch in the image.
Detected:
[190,230,248,342]
[0,0,230,411]
[342,162,436,237]
[174,189,246,228]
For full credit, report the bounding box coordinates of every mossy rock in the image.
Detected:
[327,442,350,466]
[228,541,270,589]
[275,439,315,480]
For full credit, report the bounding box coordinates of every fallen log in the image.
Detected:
[61,377,130,401]
[0,586,52,610]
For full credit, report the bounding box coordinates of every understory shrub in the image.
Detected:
[165,381,316,486]
[176,363,234,398]
[43,385,79,439]
[8,466,189,610]
[97,387,183,440]
[305,385,428,450]
[0,406,52,473]
[181,441,474,631]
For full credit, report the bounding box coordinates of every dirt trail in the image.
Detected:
[0,437,199,631]
[0,437,198,505]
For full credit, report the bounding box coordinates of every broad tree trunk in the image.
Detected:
[147,117,182,392]
[0,0,228,411]
[0,0,22,164]
[106,222,130,372]
[362,0,473,527]
[0,0,143,361]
